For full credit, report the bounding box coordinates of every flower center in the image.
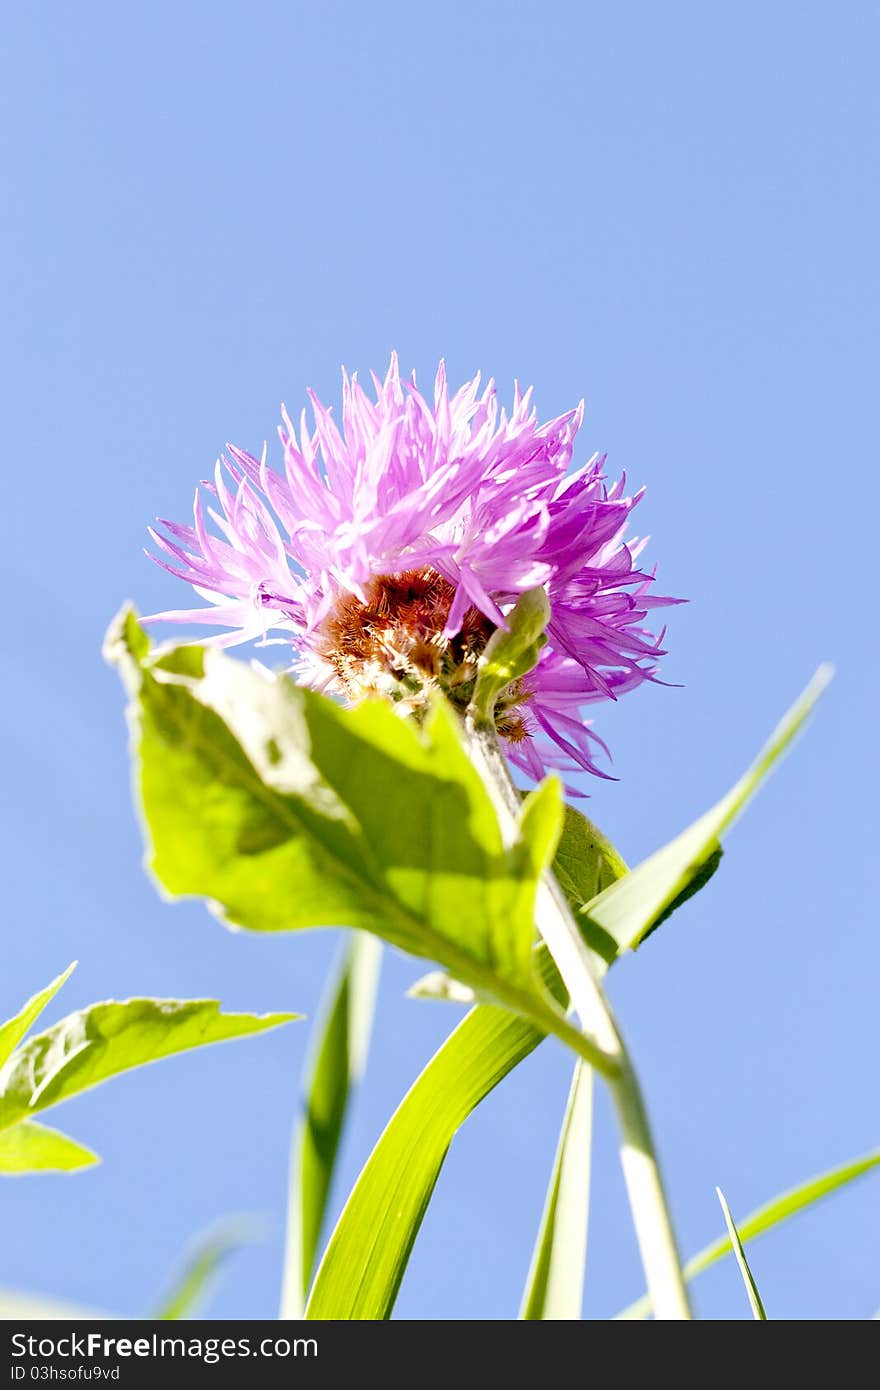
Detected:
[316,567,530,742]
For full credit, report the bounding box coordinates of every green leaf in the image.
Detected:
[154,1219,258,1320]
[0,963,77,1069]
[280,932,382,1318]
[305,1001,547,1319]
[581,664,833,964]
[551,805,629,909]
[717,1186,768,1319]
[0,1120,98,1174]
[106,608,571,1033]
[519,1061,593,1320]
[550,805,629,966]
[616,1147,880,1318]
[411,807,629,995]
[472,587,550,721]
[0,998,297,1132]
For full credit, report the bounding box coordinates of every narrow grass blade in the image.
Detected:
[717,1187,767,1318]
[281,932,381,1317]
[582,665,833,961]
[520,1061,593,1320]
[305,1001,545,1320]
[616,1147,880,1318]
[0,964,77,1069]
[154,1219,257,1320]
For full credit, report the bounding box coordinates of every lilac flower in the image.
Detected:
[148,354,678,783]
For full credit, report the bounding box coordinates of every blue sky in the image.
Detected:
[2,1,878,1320]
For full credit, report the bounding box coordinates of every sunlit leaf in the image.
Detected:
[0,998,296,1132]
[106,607,576,1039]
[0,963,77,1069]
[409,804,626,1003]
[0,1121,98,1175]
[551,805,628,912]
[280,932,381,1317]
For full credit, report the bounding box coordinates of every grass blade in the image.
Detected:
[305,1001,545,1319]
[280,932,381,1317]
[616,1147,880,1318]
[154,1219,257,1320]
[306,911,610,1320]
[519,1061,593,1319]
[717,1187,767,1319]
[582,665,833,962]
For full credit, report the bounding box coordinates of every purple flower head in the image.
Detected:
[148,354,679,786]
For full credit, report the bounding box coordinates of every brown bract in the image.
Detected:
[316,567,530,741]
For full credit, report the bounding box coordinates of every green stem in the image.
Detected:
[465,714,692,1321]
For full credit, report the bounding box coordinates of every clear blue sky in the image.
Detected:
[2,2,878,1320]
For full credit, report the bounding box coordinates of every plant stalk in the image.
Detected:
[466,714,692,1320]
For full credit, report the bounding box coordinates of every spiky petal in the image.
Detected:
[147,354,679,783]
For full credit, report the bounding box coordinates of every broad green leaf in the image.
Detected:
[550,804,630,968]
[408,806,627,1003]
[472,588,549,721]
[154,1219,258,1320]
[280,932,382,1318]
[306,1002,546,1319]
[551,804,628,909]
[617,1147,880,1318]
[717,1186,767,1319]
[0,963,77,1069]
[0,998,296,1132]
[106,608,572,1036]
[0,1120,98,1174]
[519,1061,593,1320]
[0,1290,111,1320]
[581,665,833,963]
